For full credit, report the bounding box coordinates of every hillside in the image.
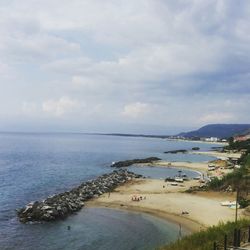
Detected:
[178,124,250,139]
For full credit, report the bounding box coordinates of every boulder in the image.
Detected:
[17,169,142,223]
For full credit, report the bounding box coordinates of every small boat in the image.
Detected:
[165,177,175,182]
[182,174,188,180]
[171,182,178,186]
[208,167,215,171]
[229,204,240,209]
[220,201,232,206]
[174,177,184,183]
[220,201,237,207]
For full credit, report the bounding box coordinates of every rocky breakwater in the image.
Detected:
[164,149,187,154]
[17,169,142,223]
[111,157,161,168]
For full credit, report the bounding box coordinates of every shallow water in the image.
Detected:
[2,208,186,250]
[128,165,200,179]
[0,133,216,250]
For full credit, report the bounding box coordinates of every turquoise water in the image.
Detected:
[0,133,216,250]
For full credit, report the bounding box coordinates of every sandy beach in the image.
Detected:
[87,178,243,232]
[144,149,242,178]
[166,138,228,145]
[191,150,242,160]
[87,149,246,233]
[148,161,208,172]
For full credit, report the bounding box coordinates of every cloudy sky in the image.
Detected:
[0,0,250,134]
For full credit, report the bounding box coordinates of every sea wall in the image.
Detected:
[17,169,142,223]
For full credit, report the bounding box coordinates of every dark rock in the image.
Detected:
[164,149,187,154]
[191,147,200,151]
[111,157,161,168]
[165,177,176,182]
[17,169,142,223]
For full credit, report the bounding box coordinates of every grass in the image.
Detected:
[160,219,250,250]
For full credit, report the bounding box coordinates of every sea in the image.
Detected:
[0,133,217,250]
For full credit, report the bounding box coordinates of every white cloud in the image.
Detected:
[0,62,9,74]
[0,8,81,63]
[22,101,38,115]
[2,34,80,62]
[0,62,14,79]
[199,112,235,124]
[42,97,81,116]
[0,0,250,132]
[71,75,102,90]
[43,37,223,92]
[122,102,151,118]
[42,57,93,74]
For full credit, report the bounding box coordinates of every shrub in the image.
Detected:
[160,220,250,250]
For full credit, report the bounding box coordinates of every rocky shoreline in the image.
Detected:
[111,157,161,168]
[17,169,142,223]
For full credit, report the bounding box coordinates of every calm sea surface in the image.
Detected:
[0,133,217,250]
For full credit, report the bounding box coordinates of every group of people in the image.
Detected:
[131,195,146,201]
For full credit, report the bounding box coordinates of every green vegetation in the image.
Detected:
[246,154,250,167]
[208,139,250,191]
[226,138,250,152]
[208,167,248,190]
[161,140,250,250]
[160,219,250,250]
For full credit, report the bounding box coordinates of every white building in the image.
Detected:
[205,137,219,142]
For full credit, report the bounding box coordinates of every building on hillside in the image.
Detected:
[234,134,250,142]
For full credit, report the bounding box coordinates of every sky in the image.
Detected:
[0,0,250,134]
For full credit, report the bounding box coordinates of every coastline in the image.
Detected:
[144,149,242,176]
[191,150,242,160]
[86,200,201,233]
[86,179,203,233]
[87,149,244,233]
[145,161,208,172]
[165,138,228,146]
[17,143,243,236]
[87,178,241,233]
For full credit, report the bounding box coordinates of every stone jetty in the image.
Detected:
[111,157,161,168]
[164,149,187,154]
[17,169,142,223]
